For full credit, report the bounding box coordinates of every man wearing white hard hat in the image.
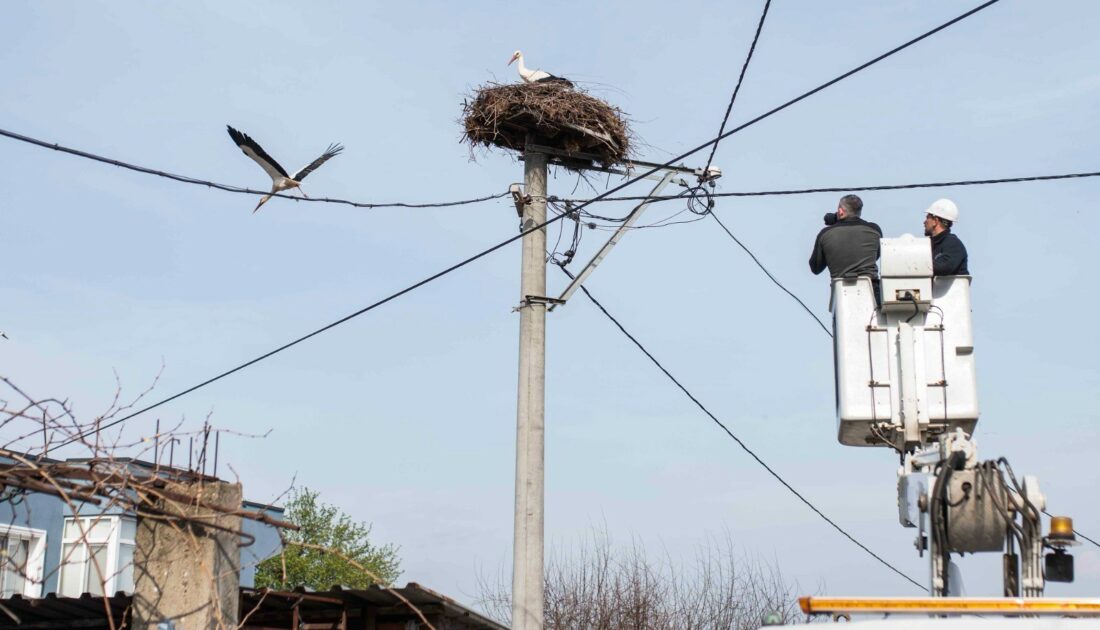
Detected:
[923,198,969,276]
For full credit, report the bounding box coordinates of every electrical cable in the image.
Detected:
[690,0,816,341]
[547,201,583,267]
[868,423,903,455]
[8,0,1003,220]
[701,0,772,178]
[930,453,964,592]
[556,264,923,589]
[979,461,1024,543]
[0,127,510,210]
[637,213,708,229]
[1041,509,1100,550]
[998,458,1042,526]
[556,0,1006,225]
[554,170,1100,207]
[55,0,1002,445]
[686,185,716,216]
[709,212,832,337]
[547,205,568,262]
[614,0,1007,344]
[614,188,697,228]
[55,210,569,449]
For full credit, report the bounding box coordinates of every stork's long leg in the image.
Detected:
[296,186,310,199]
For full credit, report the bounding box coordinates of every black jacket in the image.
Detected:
[809,217,883,278]
[931,230,968,276]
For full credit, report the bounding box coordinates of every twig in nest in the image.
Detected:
[462,81,633,169]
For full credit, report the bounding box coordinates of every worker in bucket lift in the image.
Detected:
[923,198,969,276]
[808,194,883,279]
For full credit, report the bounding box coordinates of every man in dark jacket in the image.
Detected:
[809,194,883,279]
[923,198,969,276]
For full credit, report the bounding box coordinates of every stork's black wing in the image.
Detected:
[535,75,574,88]
[227,125,289,180]
[292,143,344,181]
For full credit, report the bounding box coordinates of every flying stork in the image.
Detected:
[507,50,573,87]
[226,125,344,212]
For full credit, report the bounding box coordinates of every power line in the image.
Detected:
[562,0,999,570]
[709,212,832,337]
[568,0,1005,212]
[557,265,923,590]
[55,211,571,449]
[567,0,1009,228]
[7,0,1002,219]
[58,0,1000,445]
[691,0,1087,570]
[695,0,831,339]
[0,127,510,210]
[698,1,1096,563]
[556,170,1100,207]
[702,0,772,178]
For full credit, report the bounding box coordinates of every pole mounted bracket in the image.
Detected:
[548,170,680,311]
[524,295,566,306]
[513,295,567,312]
[695,166,723,184]
[510,184,531,217]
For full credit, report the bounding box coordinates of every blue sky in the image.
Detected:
[3,0,1099,607]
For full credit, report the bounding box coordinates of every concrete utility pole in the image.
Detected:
[512,147,548,630]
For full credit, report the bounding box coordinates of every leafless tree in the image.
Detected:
[479,528,803,629]
[0,375,435,630]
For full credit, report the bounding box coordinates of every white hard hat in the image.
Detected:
[925,198,959,223]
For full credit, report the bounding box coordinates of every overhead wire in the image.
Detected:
[55,211,568,449]
[0,127,510,210]
[691,0,831,339]
[6,0,1005,218]
[698,1,1098,572]
[555,170,1100,207]
[547,204,568,261]
[710,212,832,336]
[635,213,708,229]
[546,201,583,267]
[701,0,772,178]
[564,0,903,588]
[56,0,1004,446]
[556,265,923,590]
[695,0,1100,553]
[1041,509,1100,550]
[12,123,1093,213]
[16,1,1088,584]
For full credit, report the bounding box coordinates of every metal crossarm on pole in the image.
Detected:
[550,171,678,310]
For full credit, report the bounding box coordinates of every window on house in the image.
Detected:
[58,516,136,597]
[0,526,47,598]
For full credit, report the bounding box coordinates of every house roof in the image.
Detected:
[239,584,509,630]
[0,585,508,630]
[0,592,130,630]
[241,499,284,514]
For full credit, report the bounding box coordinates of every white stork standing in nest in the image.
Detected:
[226,125,344,212]
[508,50,573,87]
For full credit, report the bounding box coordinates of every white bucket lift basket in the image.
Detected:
[832,235,978,447]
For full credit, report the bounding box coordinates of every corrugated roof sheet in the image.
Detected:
[0,585,508,630]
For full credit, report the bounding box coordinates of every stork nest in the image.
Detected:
[462,82,632,168]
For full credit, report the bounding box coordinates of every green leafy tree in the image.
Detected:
[255,487,401,590]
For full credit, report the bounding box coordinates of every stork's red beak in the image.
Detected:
[507,55,517,66]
